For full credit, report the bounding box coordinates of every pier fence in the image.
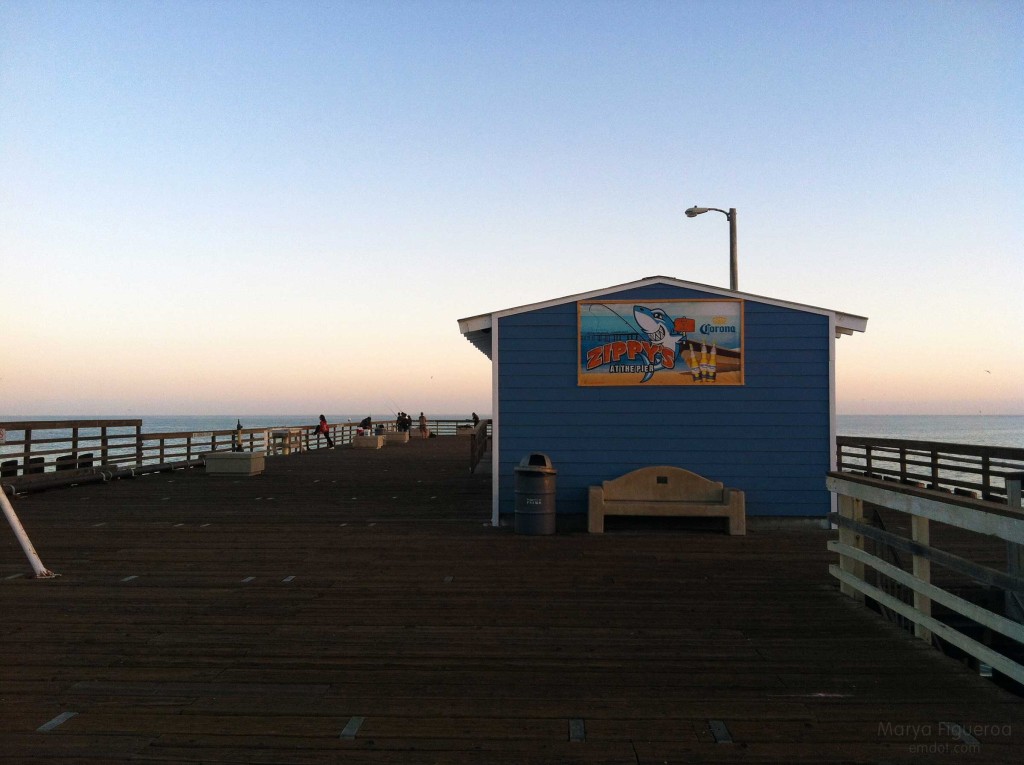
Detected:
[828,468,1024,689]
[0,417,487,494]
[836,436,1024,502]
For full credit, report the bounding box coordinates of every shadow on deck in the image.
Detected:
[2,437,1023,763]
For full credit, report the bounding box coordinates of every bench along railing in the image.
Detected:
[827,471,1024,686]
[1,418,481,494]
[836,436,1024,502]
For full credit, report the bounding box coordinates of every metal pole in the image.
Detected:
[728,208,738,291]
[1,488,57,579]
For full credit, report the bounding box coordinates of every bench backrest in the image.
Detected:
[602,466,725,503]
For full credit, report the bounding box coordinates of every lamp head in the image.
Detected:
[685,206,709,218]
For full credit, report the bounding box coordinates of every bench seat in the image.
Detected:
[588,466,745,535]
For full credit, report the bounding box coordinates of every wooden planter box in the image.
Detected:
[203,451,266,476]
[353,435,385,449]
[385,432,410,444]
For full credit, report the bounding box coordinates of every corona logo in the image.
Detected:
[699,322,736,334]
[711,316,728,325]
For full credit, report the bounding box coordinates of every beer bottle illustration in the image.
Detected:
[689,343,702,382]
[708,343,718,382]
[699,339,709,381]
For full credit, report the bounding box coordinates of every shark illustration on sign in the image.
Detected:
[631,305,689,382]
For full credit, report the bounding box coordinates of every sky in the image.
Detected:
[1,0,1021,416]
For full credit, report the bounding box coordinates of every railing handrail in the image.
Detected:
[827,471,1021,521]
[0,419,142,431]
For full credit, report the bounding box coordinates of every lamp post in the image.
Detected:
[685,206,738,291]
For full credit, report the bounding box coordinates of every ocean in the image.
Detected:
[835,415,1023,449]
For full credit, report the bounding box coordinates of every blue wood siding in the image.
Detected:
[497,284,832,517]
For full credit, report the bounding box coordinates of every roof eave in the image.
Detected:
[457,276,867,358]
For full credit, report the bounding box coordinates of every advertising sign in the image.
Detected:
[578,299,744,386]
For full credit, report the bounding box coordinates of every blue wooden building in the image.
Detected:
[458,275,867,528]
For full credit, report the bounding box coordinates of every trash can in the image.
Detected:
[514,453,557,535]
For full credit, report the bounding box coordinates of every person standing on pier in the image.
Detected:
[418,412,428,439]
[313,414,334,449]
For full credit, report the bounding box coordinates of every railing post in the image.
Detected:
[101,426,109,466]
[911,515,932,642]
[135,424,143,466]
[72,427,80,467]
[22,428,32,476]
[899,446,907,483]
[930,449,939,489]
[837,494,865,602]
[865,445,873,478]
[1006,473,1024,624]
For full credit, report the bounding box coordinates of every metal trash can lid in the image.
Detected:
[515,452,555,474]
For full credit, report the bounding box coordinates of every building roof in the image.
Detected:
[457,275,867,359]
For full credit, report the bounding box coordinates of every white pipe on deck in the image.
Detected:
[1,488,58,579]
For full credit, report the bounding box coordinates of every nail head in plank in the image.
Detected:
[37,711,77,732]
[340,716,365,739]
[709,719,733,744]
[942,722,981,747]
[569,718,586,742]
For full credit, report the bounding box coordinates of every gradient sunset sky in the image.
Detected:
[2,1,1021,416]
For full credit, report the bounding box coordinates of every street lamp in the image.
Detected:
[684,205,738,291]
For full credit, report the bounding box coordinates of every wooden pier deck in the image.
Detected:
[2,437,1023,763]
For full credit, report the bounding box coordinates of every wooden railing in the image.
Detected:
[828,471,1024,686]
[0,417,480,494]
[836,436,1024,502]
[469,419,492,473]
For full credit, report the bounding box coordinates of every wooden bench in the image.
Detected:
[588,466,745,535]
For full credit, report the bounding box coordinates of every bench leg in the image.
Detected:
[588,488,605,533]
[728,509,746,535]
